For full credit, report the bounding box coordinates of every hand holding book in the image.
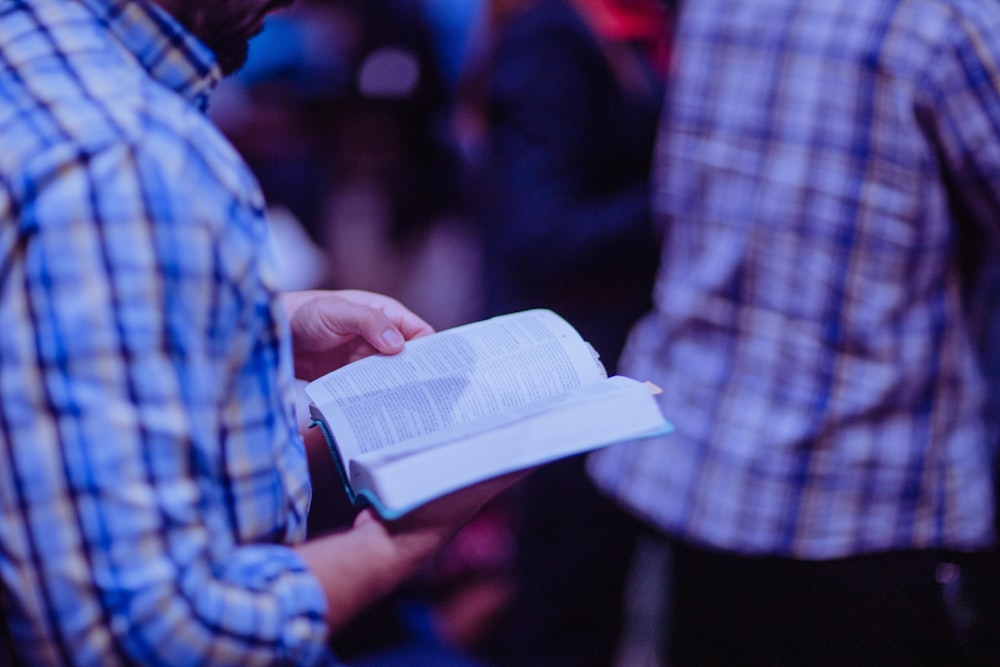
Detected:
[306,309,673,519]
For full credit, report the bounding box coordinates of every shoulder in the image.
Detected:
[0,4,258,230]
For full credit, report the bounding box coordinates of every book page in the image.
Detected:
[348,376,672,518]
[304,309,607,463]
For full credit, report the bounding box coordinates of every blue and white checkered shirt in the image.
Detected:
[0,0,332,664]
[590,0,1000,559]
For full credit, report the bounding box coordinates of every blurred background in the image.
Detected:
[209,0,674,665]
[211,0,483,328]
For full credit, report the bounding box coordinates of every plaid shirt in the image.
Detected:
[0,1,332,664]
[590,0,1000,559]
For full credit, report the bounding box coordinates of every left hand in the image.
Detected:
[281,290,434,380]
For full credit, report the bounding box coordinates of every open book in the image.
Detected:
[305,309,672,519]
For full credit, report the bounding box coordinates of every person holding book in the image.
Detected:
[588,0,1000,664]
[0,1,521,664]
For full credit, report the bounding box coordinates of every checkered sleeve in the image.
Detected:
[2,134,331,665]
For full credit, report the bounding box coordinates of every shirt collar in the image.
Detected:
[77,0,222,111]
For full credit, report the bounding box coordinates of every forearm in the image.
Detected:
[5,502,333,665]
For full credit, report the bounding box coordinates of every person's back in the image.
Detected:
[590,0,1000,663]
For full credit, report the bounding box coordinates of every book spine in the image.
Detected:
[309,418,367,509]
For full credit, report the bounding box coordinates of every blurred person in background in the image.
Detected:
[0,0,521,664]
[334,0,461,251]
[457,0,671,664]
[212,0,484,330]
[589,0,1000,665]
[210,0,461,259]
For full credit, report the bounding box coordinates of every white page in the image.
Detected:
[349,376,670,517]
[304,309,607,463]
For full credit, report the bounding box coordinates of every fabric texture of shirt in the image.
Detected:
[589,0,1000,559]
[0,0,333,664]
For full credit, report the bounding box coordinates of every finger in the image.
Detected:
[353,509,378,529]
[335,290,435,340]
[314,300,408,355]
